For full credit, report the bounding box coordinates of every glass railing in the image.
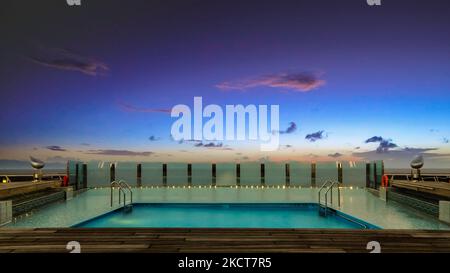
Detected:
[68,160,380,188]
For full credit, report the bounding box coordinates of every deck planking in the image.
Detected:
[390,180,450,198]
[0,181,61,199]
[0,228,449,253]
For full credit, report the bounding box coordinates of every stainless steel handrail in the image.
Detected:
[318,180,341,216]
[118,180,133,204]
[110,180,126,207]
[318,180,332,207]
[324,181,341,208]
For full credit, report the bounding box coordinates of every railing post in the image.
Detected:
[236,164,240,186]
[137,164,142,187]
[162,164,167,186]
[366,163,370,188]
[212,163,216,186]
[110,163,115,183]
[285,163,290,187]
[187,164,192,186]
[260,163,265,186]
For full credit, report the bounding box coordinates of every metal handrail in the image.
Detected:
[318,180,341,216]
[118,180,133,204]
[110,180,126,207]
[324,181,341,208]
[317,180,332,206]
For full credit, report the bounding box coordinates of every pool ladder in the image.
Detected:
[318,180,341,216]
[110,180,133,212]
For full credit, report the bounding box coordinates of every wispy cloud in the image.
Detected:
[305,130,326,142]
[443,137,449,144]
[174,137,202,144]
[27,47,109,76]
[365,136,384,143]
[45,145,67,152]
[46,156,80,163]
[192,142,233,150]
[364,136,398,153]
[118,101,171,113]
[216,71,325,92]
[194,142,223,148]
[277,122,297,134]
[149,135,161,141]
[328,152,343,158]
[85,149,153,156]
[353,147,450,164]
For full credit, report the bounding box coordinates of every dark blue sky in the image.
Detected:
[1,0,449,168]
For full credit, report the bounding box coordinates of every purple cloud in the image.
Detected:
[278,122,297,134]
[149,135,161,141]
[118,101,171,114]
[45,145,66,152]
[216,71,325,92]
[85,149,153,156]
[328,152,343,158]
[376,140,398,153]
[364,136,398,153]
[365,136,384,143]
[27,48,109,76]
[305,130,325,142]
[194,142,223,148]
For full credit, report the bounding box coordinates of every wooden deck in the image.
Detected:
[391,180,450,199]
[0,228,450,253]
[0,181,61,199]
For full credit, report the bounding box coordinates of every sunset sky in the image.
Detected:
[1,0,450,169]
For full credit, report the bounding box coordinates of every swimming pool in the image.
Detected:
[73,203,379,229]
[6,188,450,230]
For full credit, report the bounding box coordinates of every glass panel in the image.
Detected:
[77,162,83,189]
[86,161,110,187]
[375,160,383,189]
[316,162,338,185]
[216,163,236,186]
[115,162,137,186]
[141,162,163,186]
[68,160,77,186]
[191,163,212,186]
[167,163,187,186]
[289,162,311,187]
[342,161,366,187]
[368,162,375,188]
[240,162,261,186]
[264,162,286,186]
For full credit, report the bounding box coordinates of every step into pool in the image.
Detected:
[73,203,379,229]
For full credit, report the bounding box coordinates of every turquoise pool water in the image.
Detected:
[73,203,378,229]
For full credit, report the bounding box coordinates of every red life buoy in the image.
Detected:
[63,175,69,187]
[381,175,389,187]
